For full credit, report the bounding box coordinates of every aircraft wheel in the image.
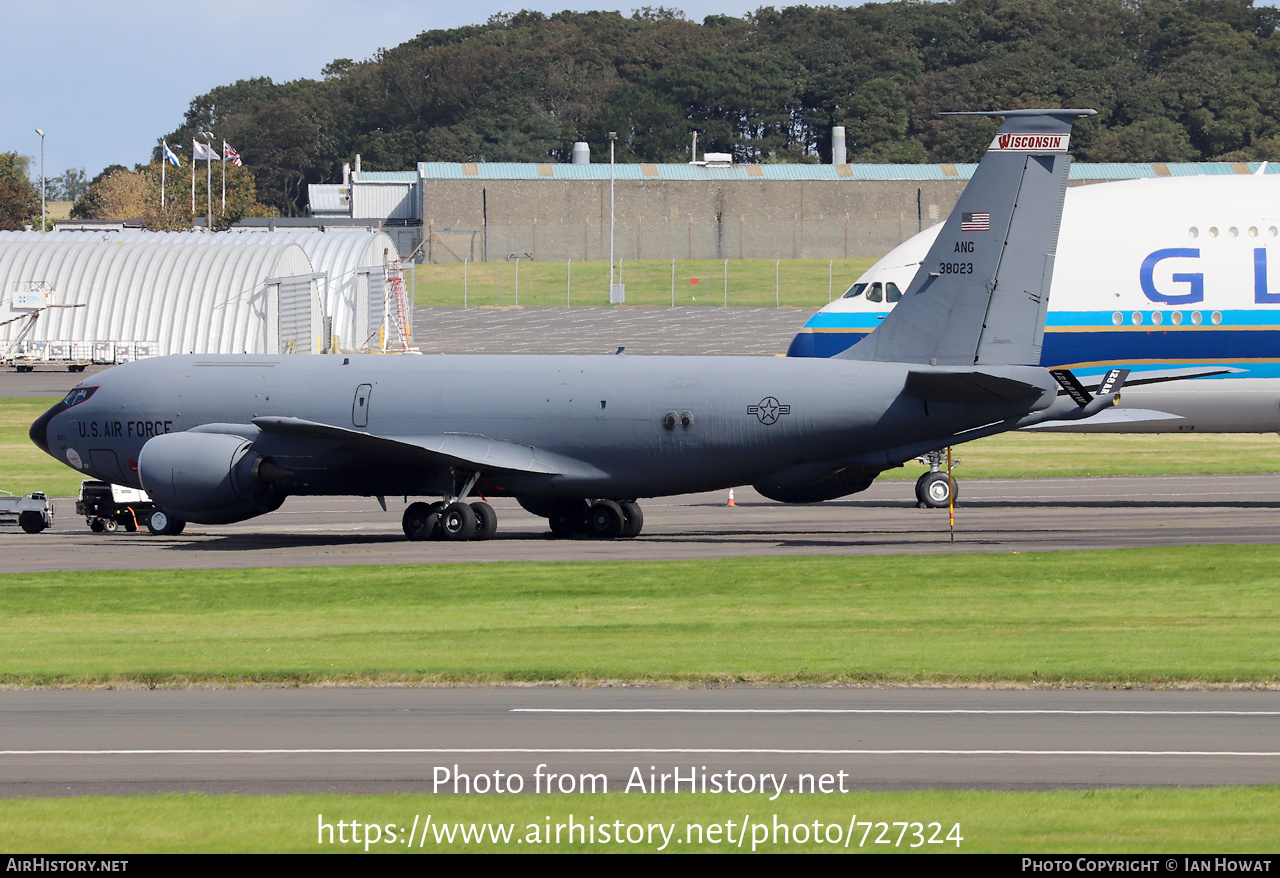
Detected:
[619,501,643,538]
[588,500,625,539]
[19,511,46,534]
[471,502,497,540]
[146,509,184,536]
[916,471,956,508]
[549,500,587,537]
[403,501,436,541]
[440,502,477,541]
[102,518,119,534]
[89,518,105,533]
[146,509,170,536]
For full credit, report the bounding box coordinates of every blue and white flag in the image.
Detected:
[162,141,181,167]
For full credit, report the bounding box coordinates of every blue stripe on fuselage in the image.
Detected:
[787,312,1280,378]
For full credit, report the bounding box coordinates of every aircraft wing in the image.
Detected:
[250,416,578,476]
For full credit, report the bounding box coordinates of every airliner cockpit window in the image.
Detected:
[865,283,884,302]
[841,283,867,299]
[62,387,97,407]
[885,282,903,303]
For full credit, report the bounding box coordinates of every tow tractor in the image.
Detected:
[0,490,54,534]
[75,480,185,535]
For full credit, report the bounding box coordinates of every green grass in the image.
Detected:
[881,431,1280,480]
[410,257,877,307]
[6,395,1280,498]
[0,397,82,497]
[3,788,1277,852]
[2,547,1278,686]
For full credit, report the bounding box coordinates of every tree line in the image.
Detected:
[11,0,1280,226]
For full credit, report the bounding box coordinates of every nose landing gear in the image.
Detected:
[915,449,958,509]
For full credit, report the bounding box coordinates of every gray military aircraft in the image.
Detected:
[31,109,1111,541]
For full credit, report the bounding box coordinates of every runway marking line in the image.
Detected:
[3,748,1278,757]
[511,709,1280,716]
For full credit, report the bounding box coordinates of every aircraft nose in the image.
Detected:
[28,401,64,457]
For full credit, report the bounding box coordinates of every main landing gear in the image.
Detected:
[547,499,643,539]
[402,500,498,542]
[401,470,498,542]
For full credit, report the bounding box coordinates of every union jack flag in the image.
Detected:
[960,211,990,231]
[223,142,242,166]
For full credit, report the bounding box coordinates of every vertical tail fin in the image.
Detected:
[838,109,1095,367]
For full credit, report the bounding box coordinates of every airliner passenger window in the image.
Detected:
[865,283,884,303]
[841,283,867,299]
[885,283,903,303]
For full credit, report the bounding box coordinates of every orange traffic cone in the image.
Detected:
[726,488,736,507]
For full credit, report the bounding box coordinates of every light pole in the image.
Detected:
[608,131,616,301]
[33,129,45,232]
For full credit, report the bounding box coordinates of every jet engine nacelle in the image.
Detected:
[137,431,285,524]
[753,466,880,504]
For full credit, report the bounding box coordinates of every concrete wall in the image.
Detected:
[422,179,970,263]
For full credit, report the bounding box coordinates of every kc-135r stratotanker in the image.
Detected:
[31,109,1114,540]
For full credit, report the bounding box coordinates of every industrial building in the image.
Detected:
[315,141,1280,264]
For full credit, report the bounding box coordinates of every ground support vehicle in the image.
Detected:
[75,480,184,535]
[0,491,53,533]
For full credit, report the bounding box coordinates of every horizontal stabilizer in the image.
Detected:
[904,370,1045,405]
[1081,366,1238,390]
[1021,408,1184,429]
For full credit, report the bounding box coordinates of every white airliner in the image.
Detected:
[787,172,1280,504]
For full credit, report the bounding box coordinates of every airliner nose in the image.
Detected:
[29,401,63,457]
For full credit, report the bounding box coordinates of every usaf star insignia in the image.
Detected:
[748,396,791,425]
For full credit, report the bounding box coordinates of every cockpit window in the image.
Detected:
[841,283,867,299]
[62,387,97,407]
[885,282,903,303]
[865,283,884,303]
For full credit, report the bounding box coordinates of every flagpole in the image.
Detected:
[202,131,214,232]
[160,141,166,210]
[221,142,226,214]
[191,140,196,214]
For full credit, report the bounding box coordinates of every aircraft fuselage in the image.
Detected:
[33,353,1052,502]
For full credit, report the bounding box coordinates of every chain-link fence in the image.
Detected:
[425,215,925,265]
[411,257,878,308]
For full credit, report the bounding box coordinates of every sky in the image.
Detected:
[2,0,829,187]
[7,0,1279,187]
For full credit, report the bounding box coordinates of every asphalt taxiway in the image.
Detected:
[5,474,1280,573]
[3,687,1278,796]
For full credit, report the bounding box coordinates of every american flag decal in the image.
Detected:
[961,211,991,231]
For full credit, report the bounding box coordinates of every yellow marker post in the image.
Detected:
[947,445,955,543]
